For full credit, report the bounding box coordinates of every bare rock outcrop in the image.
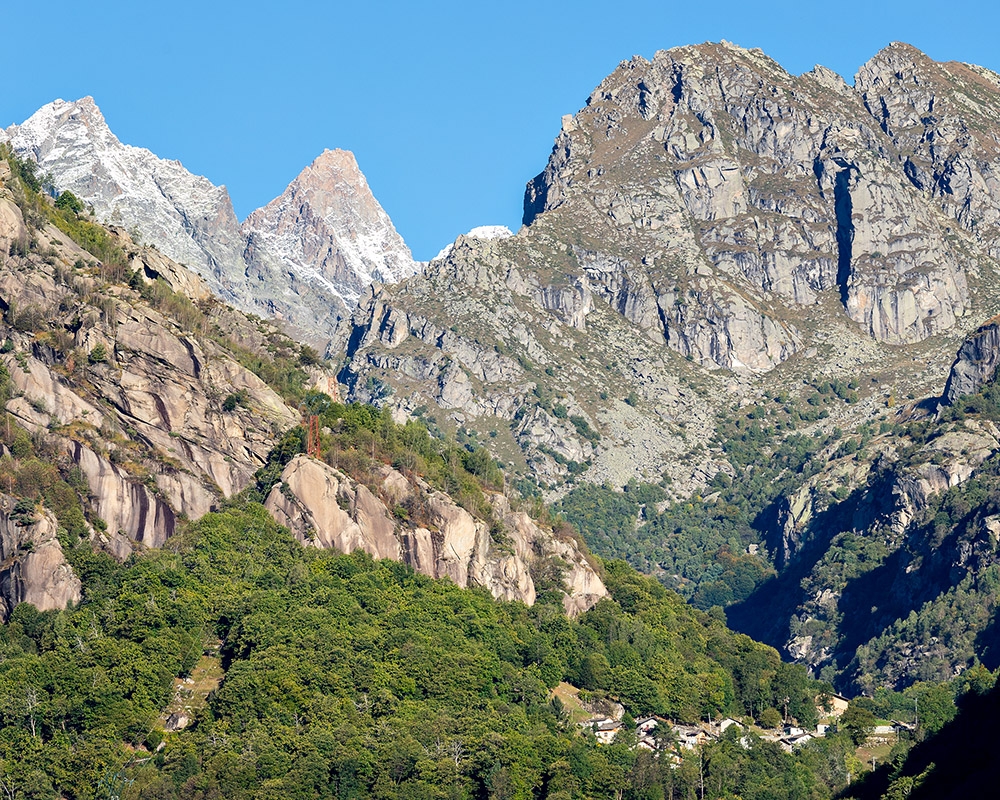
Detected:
[264,456,402,559]
[0,214,302,556]
[264,455,607,615]
[855,42,1000,259]
[0,196,27,258]
[943,318,1000,404]
[0,500,81,620]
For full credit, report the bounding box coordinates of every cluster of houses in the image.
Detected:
[585,693,914,755]
[588,715,754,753]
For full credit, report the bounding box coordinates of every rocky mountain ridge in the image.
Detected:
[1,98,418,345]
[330,41,1000,691]
[337,41,1000,496]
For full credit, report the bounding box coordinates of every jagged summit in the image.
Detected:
[3,100,417,345]
[5,96,109,153]
[522,38,974,361]
[4,97,246,300]
[241,148,417,312]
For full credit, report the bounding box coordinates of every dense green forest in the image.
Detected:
[0,378,836,798]
[0,497,843,800]
[844,667,1000,800]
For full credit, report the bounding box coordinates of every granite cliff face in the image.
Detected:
[523,41,973,349]
[0,502,81,621]
[264,455,607,615]
[2,100,417,345]
[0,227,300,556]
[0,162,307,608]
[944,317,1000,403]
[0,156,603,620]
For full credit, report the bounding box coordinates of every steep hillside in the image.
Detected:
[724,331,1000,692]
[0,146,850,800]
[0,144,604,620]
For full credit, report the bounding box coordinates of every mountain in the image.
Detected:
[0,146,599,620]
[0,144,856,800]
[334,41,1000,691]
[5,42,1000,798]
[242,148,418,327]
[1,97,248,300]
[2,98,418,345]
[338,41,998,490]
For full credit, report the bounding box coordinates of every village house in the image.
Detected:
[717,717,744,734]
[592,718,622,745]
[672,724,712,750]
[636,716,660,735]
[780,732,814,752]
[818,693,850,717]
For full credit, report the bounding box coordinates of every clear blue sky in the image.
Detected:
[2,0,997,261]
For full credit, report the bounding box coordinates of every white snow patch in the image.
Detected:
[433,225,514,261]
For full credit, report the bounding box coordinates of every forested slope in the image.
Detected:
[0,500,838,799]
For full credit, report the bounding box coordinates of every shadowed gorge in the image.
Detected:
[834,165,856,308]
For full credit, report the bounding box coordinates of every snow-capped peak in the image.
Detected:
[434,225,514,261]
[3,99,421,344]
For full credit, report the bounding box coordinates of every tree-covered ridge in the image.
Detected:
[0,500,837,799]
[737,370,1000,692]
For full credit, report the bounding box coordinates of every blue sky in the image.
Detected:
[2,0,997,260]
